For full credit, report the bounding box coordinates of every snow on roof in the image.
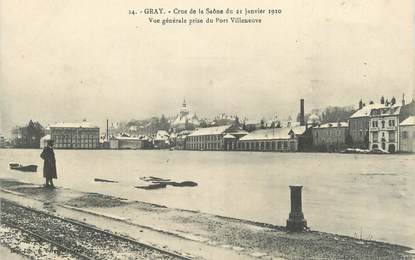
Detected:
[316,122,349,128]
[49,122,99,129]
[349,104,397,119]
[245,120,260,125]
[188,125,233,137]
[114,136,146,141]
[371,106,401,117]
[223,134,237,139]
[172,113,200,127]
[291,126,307,135]
[228,129,249,135]
[239,126,306,141]
[400,116,415,126]
[155,130,170,140]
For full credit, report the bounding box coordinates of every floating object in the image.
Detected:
[168,181,198,187]
[9,162,37,172]
[135,183,167,190]
[137,176,198,190]
[140,176,170,182]
[94,178,118,183]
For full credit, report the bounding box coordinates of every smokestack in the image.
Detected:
[106,119,109,141]
[300,99,305,126]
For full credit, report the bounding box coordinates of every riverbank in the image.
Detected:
[0,178,413,259]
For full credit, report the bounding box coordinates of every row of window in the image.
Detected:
[371,119,395,128]
[54,144,98,148]
[54,135,98,139]
[314,130,344,138]
[187,140,294,151]
[187,143,222,150]
[372,131,395,143]
[238,141,291,150]
[52,130,98,134]
[187,135,221,142]
[55,138,98,142]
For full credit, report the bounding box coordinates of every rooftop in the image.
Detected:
[350,104,398,119]
[239,126,306,141]
[188,125,233,137]
[315,122,349,129]
[49,122,99,129]
[400,116,415,126]
[113,136,147,141]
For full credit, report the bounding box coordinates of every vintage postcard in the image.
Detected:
[1,0,414,259]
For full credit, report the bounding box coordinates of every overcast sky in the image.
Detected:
[1,0,414,133]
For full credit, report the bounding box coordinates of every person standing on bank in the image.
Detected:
[40,140,57,188]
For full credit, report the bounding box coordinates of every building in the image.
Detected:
[171,99,200,131]
[153,130,170,149]
[399,116,415,152]
[185,124,245,151]
[368,105,401,152]
[312,122,349,152]
[50,122,100,149]
[348,104,385,148]
[109,136,149,149]
[237,126,306,152]
[174,130,193,150]
[223,129,249,151]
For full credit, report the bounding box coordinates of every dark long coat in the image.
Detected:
[40,146,57,179]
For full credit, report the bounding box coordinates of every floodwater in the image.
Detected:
[0,149,414,247]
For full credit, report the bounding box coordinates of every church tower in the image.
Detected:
[179,99,190,118]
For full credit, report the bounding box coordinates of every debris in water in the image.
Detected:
[137,176,198,190]
[94,178,118,183]
[135,183,167,190]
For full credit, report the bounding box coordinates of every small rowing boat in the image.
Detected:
[9,162,38,172]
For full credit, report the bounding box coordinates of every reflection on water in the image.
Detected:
[1,149,414,247]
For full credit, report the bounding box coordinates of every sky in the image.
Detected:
[1,0,414,134]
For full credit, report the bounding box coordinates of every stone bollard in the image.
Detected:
[286,185,307,232]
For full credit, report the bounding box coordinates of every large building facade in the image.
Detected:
[312,122,349,152]
[185,124,246,151]
[237,126,306,152]
[50,122,100,149]
[368,106,400,152]
[348,104,384,148]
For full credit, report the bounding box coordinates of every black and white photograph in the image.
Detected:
[1,0,415,259]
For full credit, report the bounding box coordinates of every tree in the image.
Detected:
[199,119,208,128]
[234,116,240,127]
[12,120,45,148]
[159,114,170,131]
[320,106,355,124]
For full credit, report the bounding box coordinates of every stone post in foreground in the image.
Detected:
[286,185,307,232]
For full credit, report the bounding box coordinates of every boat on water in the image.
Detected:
[9,162,38,172]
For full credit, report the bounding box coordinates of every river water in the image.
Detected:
[0,149,414,247]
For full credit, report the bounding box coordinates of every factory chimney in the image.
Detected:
[106,119,109,141]
[300,99,305,126]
